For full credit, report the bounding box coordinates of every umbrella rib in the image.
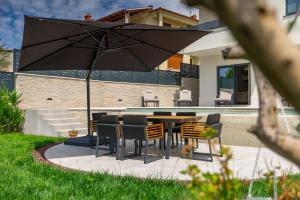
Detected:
[81,26,102,45]
[110,29,178,55]
[66,39,98,49]
[104,44,143,52]
[18,34,92,71]
[107,31,152,71]
[22,30,101,49]
[108,30,146,50]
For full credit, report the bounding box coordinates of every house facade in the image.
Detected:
[97,6,200,71]
[183,0,299,107]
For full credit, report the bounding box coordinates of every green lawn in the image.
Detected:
[0,133,299,200]
[0,133,188,200]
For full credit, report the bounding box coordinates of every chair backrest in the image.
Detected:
[153,111,172,116]
[99,115,119,124]
[206,113,221,126]
[176,112,196,116]
[122,115,147,140]
[123,115,147,125]
[179,90,192,100]
[92,112,107,122]
[153,112,172,124]
[211,123,223,137]
[219,89,233,100]
[143,90,155,100]
[96,115,119,138]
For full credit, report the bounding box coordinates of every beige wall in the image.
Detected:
[16,73,180,109]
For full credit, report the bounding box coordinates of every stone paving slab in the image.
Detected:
[45,142,300,180]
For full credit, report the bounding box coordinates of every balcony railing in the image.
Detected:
[195,20,224,30]
[180,63,199,79]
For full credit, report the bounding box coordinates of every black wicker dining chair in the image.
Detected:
[172,112,197,146]
[180,113,223,162]
[121,115,164,164]
[152,111,172,148]
[95,115,120,159]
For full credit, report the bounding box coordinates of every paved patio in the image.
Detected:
[45,142,300,180]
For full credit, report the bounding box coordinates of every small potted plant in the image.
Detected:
[69,129,79,138]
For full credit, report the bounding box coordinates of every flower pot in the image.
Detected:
[69,130,79,138]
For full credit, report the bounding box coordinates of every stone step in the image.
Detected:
[45,118,80,124]
[42,113,74,120]
[37,109,70,115]
[50,123,86,130]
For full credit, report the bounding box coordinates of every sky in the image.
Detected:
[0,0,197,49]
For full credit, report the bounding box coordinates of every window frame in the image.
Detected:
[286,0,300,16]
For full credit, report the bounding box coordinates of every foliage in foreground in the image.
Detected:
[0,133,187,200]
[0,88,24,132]
[182,147,244,200]
[182,141,300,200]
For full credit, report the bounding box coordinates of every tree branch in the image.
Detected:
[250,67,300,167]
[222,46,246,59]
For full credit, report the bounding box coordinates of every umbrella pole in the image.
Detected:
[86,70,92,139]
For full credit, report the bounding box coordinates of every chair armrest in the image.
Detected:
[181,123,209,138]
[147,123,164,139]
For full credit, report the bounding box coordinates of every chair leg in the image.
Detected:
[121,138,126,159]
[160,137,165,157]
[134,140,138,155]
[144,140,148,164]
[208,139,213,162]
[180,137,183,154]
[159,139,161,149]
[176,132,179,146]
[95,135,99,157]
[109,138,115,153]
[196,139,199,148]
[218,137,223,157]
[116,137,120,160]
[139,140,142,155]
[172,132,174,146]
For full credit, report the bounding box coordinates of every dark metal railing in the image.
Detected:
[180,63,199,79]
[0,72,15,91]
[13,49,180,85]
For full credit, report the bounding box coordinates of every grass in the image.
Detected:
[0,133,188,200]
[0,133,299,199]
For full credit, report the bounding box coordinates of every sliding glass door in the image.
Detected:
[217,64,250,105]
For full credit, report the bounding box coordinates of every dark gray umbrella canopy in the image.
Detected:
[19,16,209,72]
[18,16,209,145]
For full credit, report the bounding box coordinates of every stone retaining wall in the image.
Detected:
[16,73,180,109]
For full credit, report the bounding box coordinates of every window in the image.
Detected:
[217,64,250,105]
[286,0,300,15]
[197,20,224,30]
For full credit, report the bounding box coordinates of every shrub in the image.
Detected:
[0,87,24,132]
[182,146,244,200]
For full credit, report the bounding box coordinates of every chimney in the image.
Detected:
[190,14,197,20]
[84,13,92,21]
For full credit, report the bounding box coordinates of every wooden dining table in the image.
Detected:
[92,114,202,159]
[146,115,203,159]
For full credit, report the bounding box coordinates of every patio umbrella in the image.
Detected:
[18,16,209,146]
